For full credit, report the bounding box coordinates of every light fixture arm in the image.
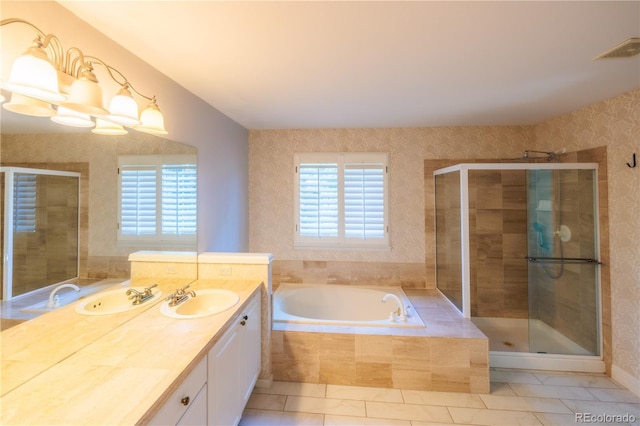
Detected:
[65,47,94,77]
[84,56,153,101]
[1,18,64,70]
[1,18,153,100]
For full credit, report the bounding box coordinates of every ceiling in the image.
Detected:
[40,1,640,129]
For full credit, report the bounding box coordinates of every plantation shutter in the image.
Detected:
[161,164,197,235]
[13,173,37,233]
[298,163,339,237]
[120,165,157,235]
[344,164,385,239]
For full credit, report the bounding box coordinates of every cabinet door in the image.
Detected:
[176,383,207,426]
[149,357,207,425]
[208,322,242,426]
[240,294,261,405]
[208,291,263,426]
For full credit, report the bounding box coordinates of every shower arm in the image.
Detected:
[522,148,566,161]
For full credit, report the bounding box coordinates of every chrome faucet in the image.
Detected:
[382,293,407,322]
[166,284,196,307]
[47,283,80,308]
[126,284,158,305]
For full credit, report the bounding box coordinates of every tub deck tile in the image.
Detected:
[271,288,490,394]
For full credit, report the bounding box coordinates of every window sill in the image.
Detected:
[293,244,391,252]
[117,239,196,249]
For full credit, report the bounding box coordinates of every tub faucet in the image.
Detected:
[382,293,407,322]
[47,283,80,308]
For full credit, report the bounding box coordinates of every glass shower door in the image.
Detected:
[526,169,600,356]
[435,171,463,312]
[2,168,80,299]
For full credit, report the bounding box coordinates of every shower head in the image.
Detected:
[513,148,566,162]
[532,222,545,248]
[545,147,567,162]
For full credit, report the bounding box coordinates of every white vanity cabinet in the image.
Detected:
[208,291,262,426]
[149,357,207,426]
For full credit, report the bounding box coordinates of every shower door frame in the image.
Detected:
[1,167,81,301]
[434,162,604,373]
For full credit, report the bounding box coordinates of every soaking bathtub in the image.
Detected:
[273,283,425,328]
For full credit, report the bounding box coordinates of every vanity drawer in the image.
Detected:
[149,356,207,425]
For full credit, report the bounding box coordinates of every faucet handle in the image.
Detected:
[165,284,189,301]
[143,283,158,294]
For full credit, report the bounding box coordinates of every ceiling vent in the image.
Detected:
[593,37,640,60]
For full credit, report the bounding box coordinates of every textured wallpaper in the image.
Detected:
[248,126,534,263]
[249,126,533,263]
[535,88,640,388]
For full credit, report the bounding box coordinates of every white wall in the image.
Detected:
[1,1,249,252]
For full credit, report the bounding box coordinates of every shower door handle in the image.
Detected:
[525,256,601,265]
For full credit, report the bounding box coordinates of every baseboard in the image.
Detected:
[255,375,273,389]
[612,364,640,397]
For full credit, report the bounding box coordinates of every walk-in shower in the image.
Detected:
[434,162,603,373]
[1,167,80,300]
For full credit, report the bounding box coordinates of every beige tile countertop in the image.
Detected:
[0,277,263,425]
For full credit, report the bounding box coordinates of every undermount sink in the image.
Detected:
[75,287,162,316]
[160,289,239,319]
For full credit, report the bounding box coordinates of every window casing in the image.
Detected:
[294,152,389,249]
[118,155,196,247]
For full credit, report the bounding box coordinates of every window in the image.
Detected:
[294,152,389,249]
[118,155,196,247]
[13,173,37,233]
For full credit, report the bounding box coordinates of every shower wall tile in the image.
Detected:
[467,170,529,319]
[503,209,527,234]
[503,234,527,259]
[475,210,504,234]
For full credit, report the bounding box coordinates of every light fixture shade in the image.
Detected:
[60,68,109,116]
[51,106,95,128]
[105,85,141,126]
[92,118,127,135]
[4,40,65,102]
[135,98,168,134]
[3,93,56,117]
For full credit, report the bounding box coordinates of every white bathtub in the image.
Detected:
[273,284,425,328]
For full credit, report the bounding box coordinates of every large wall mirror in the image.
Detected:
[0,110,197,299]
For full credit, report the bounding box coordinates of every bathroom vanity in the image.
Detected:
[0,277,264,425]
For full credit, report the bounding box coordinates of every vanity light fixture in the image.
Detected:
[93,118,128,135]
[51,105,95,128]
[1,18,168,135]
[105,83,142,126]
[3,92,56,117]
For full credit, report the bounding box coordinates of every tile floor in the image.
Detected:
[241,369,640,425]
